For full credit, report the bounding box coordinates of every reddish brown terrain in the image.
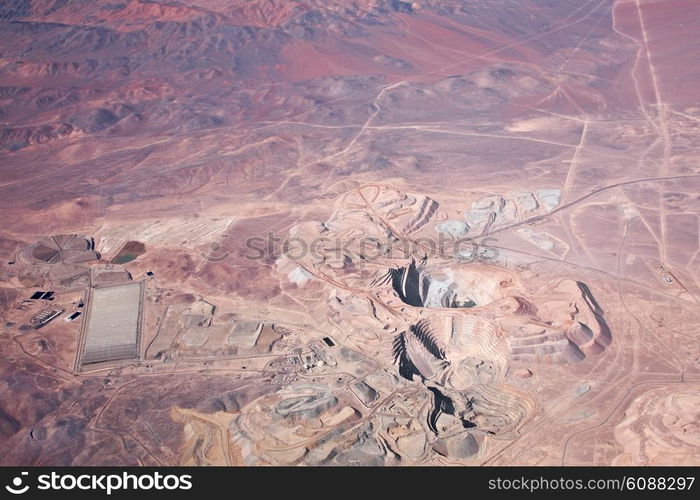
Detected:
[0,0,699,465]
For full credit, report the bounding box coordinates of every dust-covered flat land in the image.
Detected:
[0,0,699,465]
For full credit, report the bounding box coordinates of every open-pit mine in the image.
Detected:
[0,0,699,466]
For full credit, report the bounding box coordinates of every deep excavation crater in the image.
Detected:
[390,260,506,308]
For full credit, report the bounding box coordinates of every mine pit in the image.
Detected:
[390,260,509,309]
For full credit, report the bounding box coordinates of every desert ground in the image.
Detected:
[0,0,699,465]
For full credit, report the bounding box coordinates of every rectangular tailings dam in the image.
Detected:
[79,281,144,367]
